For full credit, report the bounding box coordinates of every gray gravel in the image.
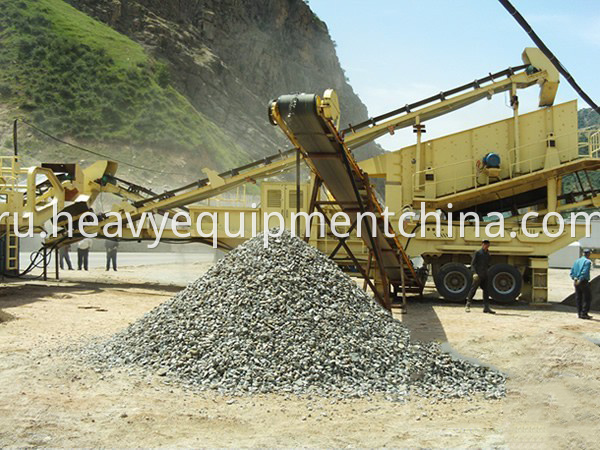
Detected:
[88,231,505,399]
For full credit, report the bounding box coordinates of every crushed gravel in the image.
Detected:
[87,231,505,399]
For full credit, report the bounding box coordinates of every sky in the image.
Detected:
[309,0,600,150]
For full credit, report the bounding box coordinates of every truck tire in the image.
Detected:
[488,263,522,302]
[434,263,473,301]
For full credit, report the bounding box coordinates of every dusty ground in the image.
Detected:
[1,264,599,447]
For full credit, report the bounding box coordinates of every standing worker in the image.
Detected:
[77,238,92,271]
[466,240,496,314]
[58,244,73,270]
[105,240,119,271]
[570,249,593,320]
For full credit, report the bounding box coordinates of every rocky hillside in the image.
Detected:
[0,0,380,186]
[578,107,600,130]
[66,0,382,161]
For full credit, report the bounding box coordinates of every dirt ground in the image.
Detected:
[1,264,599,447]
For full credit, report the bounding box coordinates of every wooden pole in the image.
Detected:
[42,247,47,281]
[55,248,59,280]
[400,255,407,314]
[295,148,301,232]
[363,250,373,291]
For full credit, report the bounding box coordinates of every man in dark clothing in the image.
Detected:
[77,238,92,271]
[59,244,73,270]
[570,249,593,320]
[466,240,496,314]
[105,240,119,271]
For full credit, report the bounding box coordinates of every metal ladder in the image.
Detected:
[4,216,19,272]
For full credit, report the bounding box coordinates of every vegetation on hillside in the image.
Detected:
[0,0,242,169]
[578,107,600,130]
[562,108,600,198]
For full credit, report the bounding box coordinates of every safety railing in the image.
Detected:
[0,156,26,196]
[515,145,581,174]
[589,130,600,159]
[411,129,597,198]
[200,186,257,207]
[412,157,478,196]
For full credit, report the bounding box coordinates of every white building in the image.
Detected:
[549,222,600,268]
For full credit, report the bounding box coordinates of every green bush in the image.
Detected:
[155,63,171,88]
[0,82,13,97]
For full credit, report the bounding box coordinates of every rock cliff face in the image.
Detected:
[67,0,381,162]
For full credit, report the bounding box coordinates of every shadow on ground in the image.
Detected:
[393,287,581,343]
[0,278,180,309]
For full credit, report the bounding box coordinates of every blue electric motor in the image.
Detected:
[482,152,501,169]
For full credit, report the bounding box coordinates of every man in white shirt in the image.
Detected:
[77,238,92,271]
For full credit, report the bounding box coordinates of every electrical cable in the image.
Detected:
[403,223,421,253]
[1,236,67,279]
[17,118,189,176]
[498,0,600,115]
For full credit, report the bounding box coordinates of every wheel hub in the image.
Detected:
[443,271,468,294]
[493,272,516,294]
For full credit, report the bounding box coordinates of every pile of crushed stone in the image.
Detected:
[87,231,505,399]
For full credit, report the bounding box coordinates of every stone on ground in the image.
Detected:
[89,231,505,399]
